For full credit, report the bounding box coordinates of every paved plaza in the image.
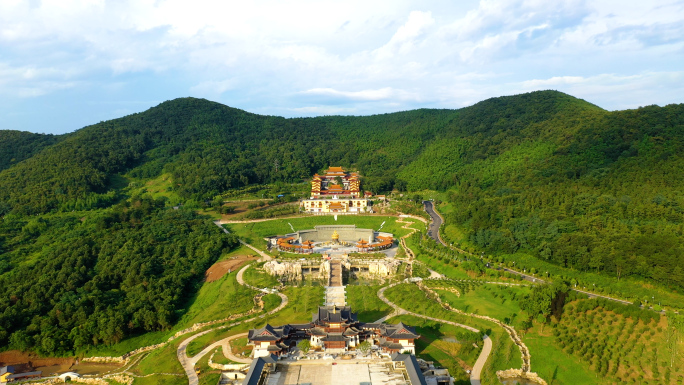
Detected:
[265,361,409,385]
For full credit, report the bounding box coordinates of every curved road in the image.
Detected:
[422,201,637,307]
[423,201,443,245]
[377,283,490,385]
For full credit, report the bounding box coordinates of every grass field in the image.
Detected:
[388,314,480,385]
[268,286,324,325]
[262,293,282,312]
[346,285,392,322]
[186,328,244,357]
[175,269,257,330]
[225,215,418,249]
[130,340,185,377]
[383,283,523,385]
[436,284,531,323]
[523,330,599,385]
[242,262,280,288]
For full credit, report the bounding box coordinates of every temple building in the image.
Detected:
[301,167,369,213]
[247,306,420,358]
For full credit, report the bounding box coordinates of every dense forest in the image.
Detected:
[0,196,238,354]
[0,130,61,172]
[1,91,684,354]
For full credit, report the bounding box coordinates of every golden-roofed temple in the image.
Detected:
[301,167,369,214]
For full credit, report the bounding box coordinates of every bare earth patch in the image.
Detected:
[205,255,259,282]
[0,350,74,376]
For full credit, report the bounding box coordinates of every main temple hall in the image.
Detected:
[300,167,371,214]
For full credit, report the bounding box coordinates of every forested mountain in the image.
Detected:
[1,91,683,355]
[0,130,61,172]
[0,196,238,354]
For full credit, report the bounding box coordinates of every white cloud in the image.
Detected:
[374,11,435,59]
[0,0,682,133]
[300,87,419,102]
[517,71,684,110]
[190,79,236,96]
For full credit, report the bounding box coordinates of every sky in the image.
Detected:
[1,0,683,134]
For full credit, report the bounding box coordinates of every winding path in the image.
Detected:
[177,261,289,385]
[377,282,489,385]
[422,202,640,308]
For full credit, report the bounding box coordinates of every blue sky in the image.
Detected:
[1,0,683,134]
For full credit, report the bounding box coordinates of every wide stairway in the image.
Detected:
[323,259,346,306]
[329,259,343,286]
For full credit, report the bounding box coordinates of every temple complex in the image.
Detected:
[271,225,394,255]
[247,305,420,358]
[301,167,370,213]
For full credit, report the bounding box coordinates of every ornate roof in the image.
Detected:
[381,322,420,339]
[313,306,357,324]
[248,324,291,341]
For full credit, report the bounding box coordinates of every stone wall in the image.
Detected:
[346,258,401,277]
[496,369,548,385]
[263,260,329,282]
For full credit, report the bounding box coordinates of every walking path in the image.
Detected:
[188,332,252,365]
[213,220,273,261]
[376,282,488,385]
[178,262,289,385]
[470,336,492,385]
[421,202,639,308]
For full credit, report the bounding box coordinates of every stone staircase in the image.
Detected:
[325,286,346,306]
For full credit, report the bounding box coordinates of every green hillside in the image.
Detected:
[1,90,683,357]
[0,130,61,172]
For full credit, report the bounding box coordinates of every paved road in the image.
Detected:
[422,202,638,307]
[177,329,213,385]
[376,283,487,385]
[470,335,492,385]
[422,201,443,244]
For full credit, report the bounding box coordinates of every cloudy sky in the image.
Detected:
[1,0,683,134]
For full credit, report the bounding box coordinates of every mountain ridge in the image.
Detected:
[1,90,683,292]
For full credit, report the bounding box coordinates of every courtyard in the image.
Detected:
[266,360,410,385]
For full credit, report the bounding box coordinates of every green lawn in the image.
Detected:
[346,285,392,322]
[130,340,185,376]
[388,314,480,385]
[415,252,472,280]
[262,293,282,312]
[186,327,246,357]
[242,263,280,288]
[195,350,222,385]
[131,375,186,385]
[224,215,418,249]
[437,284,531,324]
[267,285,324,325]
[174,269,257,330]
[384,283,524,385]
[523,330,599,385]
